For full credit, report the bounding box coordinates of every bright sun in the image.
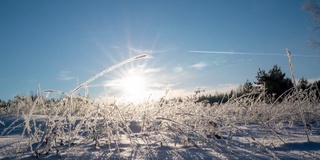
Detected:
[120,74,148,101]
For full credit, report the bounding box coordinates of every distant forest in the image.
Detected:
[196,65,320,104]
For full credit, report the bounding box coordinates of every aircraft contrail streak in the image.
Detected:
[189,50,320,58]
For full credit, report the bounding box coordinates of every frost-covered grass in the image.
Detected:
[0,54,320,159]
[0,88,319,159]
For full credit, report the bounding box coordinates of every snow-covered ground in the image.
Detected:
[1,114,319,160]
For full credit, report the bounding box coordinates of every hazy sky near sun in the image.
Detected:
[1,0,320,101]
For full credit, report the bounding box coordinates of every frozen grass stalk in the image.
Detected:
[48,54,148,115]
[67,54,148,97]
[286,48,310,142]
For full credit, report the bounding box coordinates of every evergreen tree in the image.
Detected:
[242,79,253,94]
[255,65,293,101]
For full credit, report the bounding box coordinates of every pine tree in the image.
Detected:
[255,65,293,101]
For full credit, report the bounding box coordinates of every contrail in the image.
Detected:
[189,50,320,58]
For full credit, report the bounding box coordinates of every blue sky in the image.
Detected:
[1,0,320,101]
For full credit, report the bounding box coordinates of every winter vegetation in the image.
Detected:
[0,50,320,160]
[2,2,320,159]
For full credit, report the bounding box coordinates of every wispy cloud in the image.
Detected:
[57,71,76,81]
[191,61,208,69]
[212,60,227,66]
[144,68,163,73]
[129,47,167,54]
[125,66,163,74]
[148,81,180,90]
[173,66,184,73]
[189,50,320,58]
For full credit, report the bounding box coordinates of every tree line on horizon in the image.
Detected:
[196,64,320,105]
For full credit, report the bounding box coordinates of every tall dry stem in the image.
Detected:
[67,54,148,97]
[286,48,310,142]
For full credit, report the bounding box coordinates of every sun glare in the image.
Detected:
[121,74,148,101]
